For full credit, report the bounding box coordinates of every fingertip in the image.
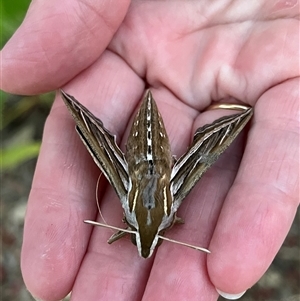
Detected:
[216,288,247,300]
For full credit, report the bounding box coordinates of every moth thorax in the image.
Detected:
[126,173,174,257]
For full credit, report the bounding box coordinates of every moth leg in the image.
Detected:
[174,216,185,224]
[107,230,127,244]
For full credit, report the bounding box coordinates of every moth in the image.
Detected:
[61,89,253,258]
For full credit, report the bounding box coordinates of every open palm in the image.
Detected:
[2,1,298,301]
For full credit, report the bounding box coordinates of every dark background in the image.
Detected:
[1,1,299,300]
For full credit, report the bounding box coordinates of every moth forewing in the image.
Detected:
[60,90,129,200]
[170,107,253,205]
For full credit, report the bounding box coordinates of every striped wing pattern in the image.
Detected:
[61,90,129,200]
[171,108,253,205]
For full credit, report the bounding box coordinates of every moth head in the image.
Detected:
[124,173,176,258]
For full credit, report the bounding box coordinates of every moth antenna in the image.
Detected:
[158,235,211,254]
[95,173,108,226]
[84,219,211,254]
[84,220,136,235]
[91,174,209,255]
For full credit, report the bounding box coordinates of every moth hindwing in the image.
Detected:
[61,89,253,258]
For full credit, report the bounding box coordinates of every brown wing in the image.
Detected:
[171,107,253,205]
[61,90,129,200]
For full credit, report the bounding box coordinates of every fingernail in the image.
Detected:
[216,288,247,300]
[33,294,71,301]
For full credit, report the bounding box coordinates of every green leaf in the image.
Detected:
[1,142,41,171]
[0,0,31,47]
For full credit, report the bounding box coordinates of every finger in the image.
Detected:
[21,53,143,301]
[21,92,100,301]
[1,0,130,94]
[207,78,299,295]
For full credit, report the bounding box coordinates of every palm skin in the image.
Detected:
[1,1,298,301]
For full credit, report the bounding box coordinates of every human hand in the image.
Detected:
[1,1,298,301]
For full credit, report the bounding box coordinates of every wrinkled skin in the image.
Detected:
[1,1,299,301]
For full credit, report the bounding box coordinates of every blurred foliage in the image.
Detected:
[1,92,54,171]
[1,0,54,171]
[1,92,54,130]
[0,0,31,47]
[1,142,41,171]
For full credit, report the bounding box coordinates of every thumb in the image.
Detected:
[1,0,130,94]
